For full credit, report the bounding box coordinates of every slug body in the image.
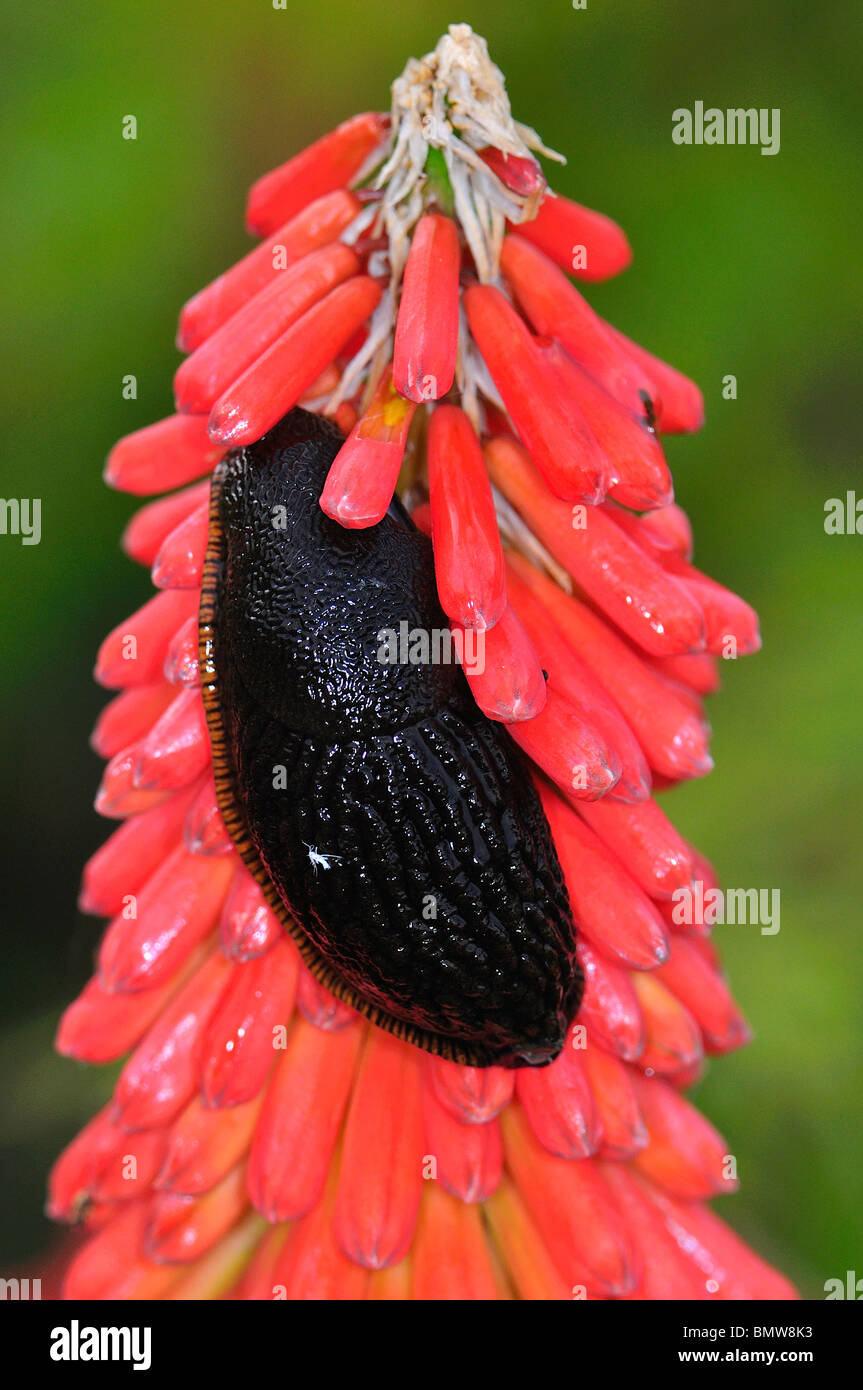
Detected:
[200,408,581,1067]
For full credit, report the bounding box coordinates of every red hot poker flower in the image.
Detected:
[54,23,796,1301]
[393,212,461,403]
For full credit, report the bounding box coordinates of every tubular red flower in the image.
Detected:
[245,112,389,237]
[164,615,200,688]
[500,234,656,417]
[151,501,209,590]
[631,1073,737,1200]
[131,687,210,792]
[640,1185,797,1299]
[145,1165,250,1263]
[90,1127,165,1204]
[296,970,357,1031]
[606,504,761,654]
[156,1095,263,1197]
[636,501,694,558]
[208,276,382,447]
[121,480,210,566]
[538,781,671,971]
[427,405,506,629]
[105,415,224,496]
[484,435,706,657]
[333,1031,424,1269]
[539,338,673,510]
[199,939,298,1108]
[671,566,761,656]
[183,773,232,855]
[576,943,645,1061]
[507,566,651,803]
[656,937,751,1054]
[507,551,713,779]
[96,589,199,689]
[652,649,720,695]
[63,1204,177,1301]
[411,1185,500,1299]
[56,948,206,1065]
[421,1085,503,1203]
[632,971,704,1078]
[393,213,460,403]
[425,1056,513,1125]
[272,1169,371,1300]
[93,755,167,819]
[577,794,693,901]
[112,950,233,1130]
[600,1162,709,1299]
[97,847,232,992]
[478,145,545,196]
[90,685,175,758]
[508,685,622,802]
[452,602,547,722]
[516,1046,603,1160]
[604,323,704,434]
[464,285,608,502]
[54,23,795,1304]
[175,243,360,414]
[484,1178,571,1300]
[502,1103,639,1296]
[179,190,361,351]
[583,1045,647,1160]
[219,863,282,962]
[79,787,195,916]
[246,1019,362,1222]
[318,365,416,528]
[509,189,632,282]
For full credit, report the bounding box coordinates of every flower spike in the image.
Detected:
[55,21,793,1304]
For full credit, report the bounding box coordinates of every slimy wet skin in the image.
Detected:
[199,408,581,1067]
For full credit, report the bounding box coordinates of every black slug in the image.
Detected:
[199,407,582,1067]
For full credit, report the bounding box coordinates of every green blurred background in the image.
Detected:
[1,0,861,1296]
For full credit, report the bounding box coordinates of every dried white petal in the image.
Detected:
[332,26,559,455]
